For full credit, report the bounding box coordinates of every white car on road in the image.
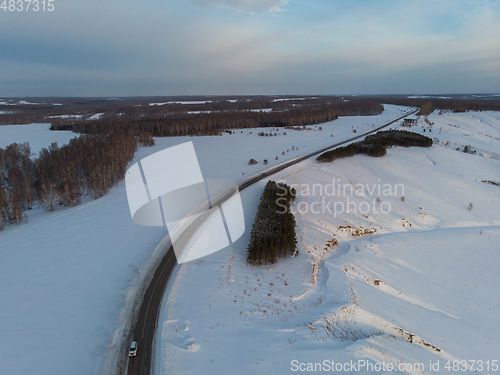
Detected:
[129,341,138,357]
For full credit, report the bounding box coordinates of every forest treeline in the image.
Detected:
[3,96,500,129]
[316,130,433,163]
[49,100,384,137]
[0,97,383,128]
[247,181,297,266]
[0,133,141,229]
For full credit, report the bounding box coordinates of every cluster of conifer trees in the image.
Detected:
[364,129,434,148]
[0,133,139,229]
[247,181,297,266]
[316,130,433,163]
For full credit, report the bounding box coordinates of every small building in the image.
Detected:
[403,117,418,127]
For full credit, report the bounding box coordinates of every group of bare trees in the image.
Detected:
[0,143,33,226]
[0,133,139,229]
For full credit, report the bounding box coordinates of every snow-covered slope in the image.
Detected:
[155,110,500,374]
[0,105,410,375]
[428,111,500,160]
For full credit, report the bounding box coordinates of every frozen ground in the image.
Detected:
[155,110,500,374]
[0,123,78,156]
[0,105,410,375]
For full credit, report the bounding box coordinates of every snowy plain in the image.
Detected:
[0,123,78,156]
[0,105,413,375]
[155,110,500,375]
[149,101,212,106]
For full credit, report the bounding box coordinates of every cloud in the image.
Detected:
[191,0,289,13]
[1,0,499,96]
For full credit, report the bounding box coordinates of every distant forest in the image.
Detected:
[51,99,384,137]
[247,181,297,266]
[2,96,499,132]
[0,97,384,135]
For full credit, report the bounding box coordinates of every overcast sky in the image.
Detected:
[1,0,499,96]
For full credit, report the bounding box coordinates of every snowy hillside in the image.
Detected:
[0,105,410,375]
[155,110,500,374]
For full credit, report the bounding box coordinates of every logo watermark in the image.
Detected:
[125,142,245,263]
[276,178,404,217]
[290,359,497,373]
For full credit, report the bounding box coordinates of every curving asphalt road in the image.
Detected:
[124,108,418,375]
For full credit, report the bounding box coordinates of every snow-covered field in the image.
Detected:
[2,107,498,375]
[0,123,78,156]
[249,108,273,112]
[273,97,318,102]
[430,111,500,161]
[149,101,212,106]
[0,105,411,375]
[46,114,84,119]
[155,110,500,374]
[88,113,104,121]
